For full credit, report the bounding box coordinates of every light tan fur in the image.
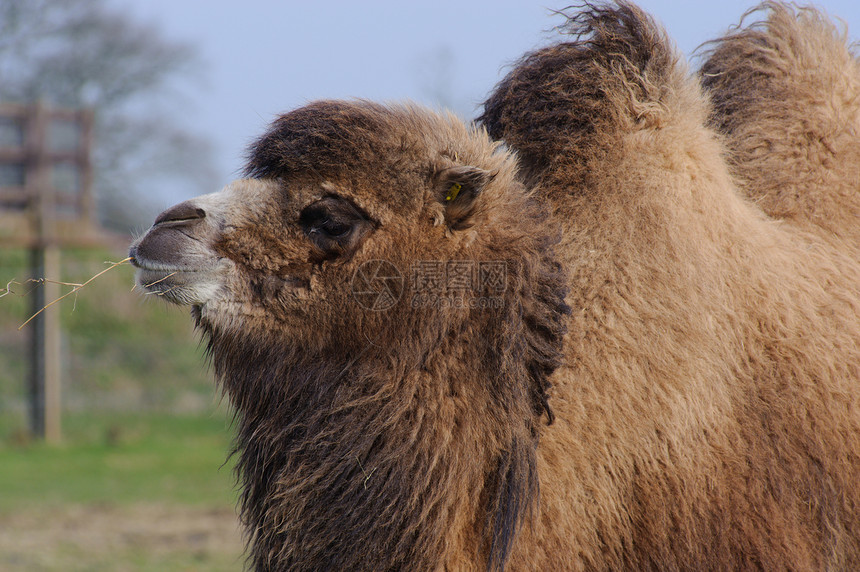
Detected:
[701,1,860,252]
[482,2,860,569]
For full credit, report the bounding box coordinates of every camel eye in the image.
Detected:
[299,206,354,240]
[316,217,351,238]
[298,196,374,258]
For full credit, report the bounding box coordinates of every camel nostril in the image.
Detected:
[154,201,206,226]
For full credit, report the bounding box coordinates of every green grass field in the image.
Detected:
[0,412,244,571]
[0,412,237,511]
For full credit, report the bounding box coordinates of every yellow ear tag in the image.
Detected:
[445,182,462,202]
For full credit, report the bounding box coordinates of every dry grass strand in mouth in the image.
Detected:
[16,257,133,330]
[143,272,177,290]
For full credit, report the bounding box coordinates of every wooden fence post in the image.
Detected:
[26,101,62,444]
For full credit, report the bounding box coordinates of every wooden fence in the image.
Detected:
[0,102,98,443]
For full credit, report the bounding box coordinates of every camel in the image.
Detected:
[130,2,860,569]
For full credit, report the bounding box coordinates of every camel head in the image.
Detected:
[129,100,568,570]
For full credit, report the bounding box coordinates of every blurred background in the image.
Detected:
[1,0,858,569]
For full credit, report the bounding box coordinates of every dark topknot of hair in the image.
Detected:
[244,100,395,180]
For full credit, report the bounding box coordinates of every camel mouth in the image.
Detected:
[132,256,310,305]
[135,266,198,287]
[130,253,223,306]
[134,267,212,304]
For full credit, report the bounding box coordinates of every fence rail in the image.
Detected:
[0,101,97,247]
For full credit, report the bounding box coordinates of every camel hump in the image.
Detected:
[701,2,860,247]
[479,1,695,187]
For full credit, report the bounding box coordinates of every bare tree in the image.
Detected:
[0,0,220,233]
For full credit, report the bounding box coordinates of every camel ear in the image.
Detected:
[436,166,492,230]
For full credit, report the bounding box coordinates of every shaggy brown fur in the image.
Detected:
[129,2,860,570]
[700,2,860,251]
[481,1,860,570]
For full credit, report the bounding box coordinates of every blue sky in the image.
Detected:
[109,0,860,206]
